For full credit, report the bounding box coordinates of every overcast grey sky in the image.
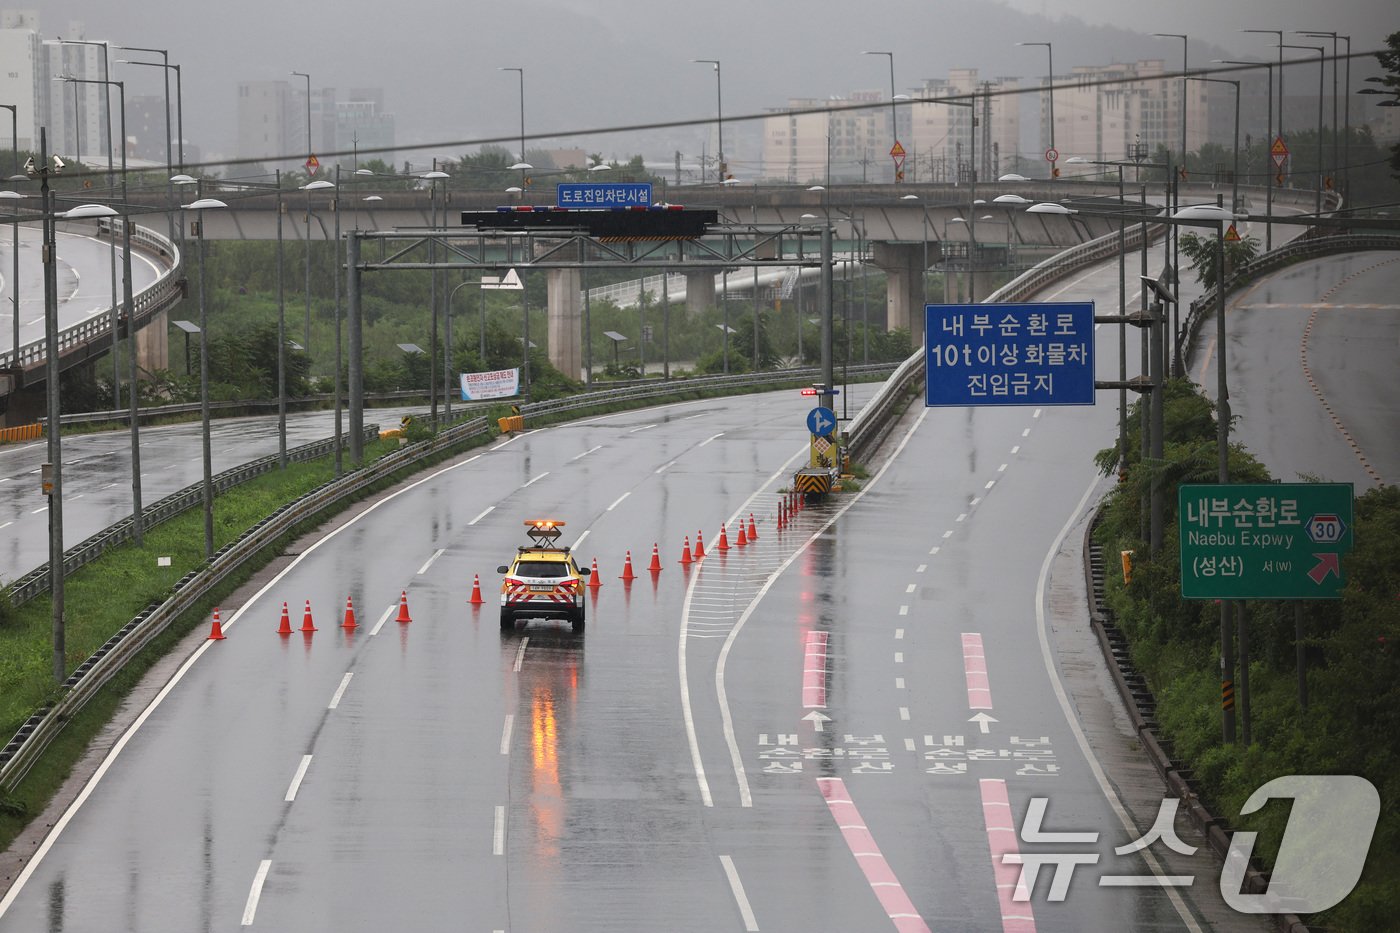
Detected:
[36,0,1396,168]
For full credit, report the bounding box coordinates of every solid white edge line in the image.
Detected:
[713,410,930,808]
[469,505,495,525]
[240,859,272,925]
[719,855,760,932]
[1035,473,1204,932]
[500,714,514,755]
[327,673,353,710]
[416,547,445,575]
[370,605,395,637]
[284,755,313,802]
[493,806,506,855]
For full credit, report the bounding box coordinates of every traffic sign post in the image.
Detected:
[1179,483,1354,600]
[925,302,1096,407]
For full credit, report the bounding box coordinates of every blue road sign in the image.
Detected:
[807,407,837,437]
[557,183,652,208]
[925,302,1096,407]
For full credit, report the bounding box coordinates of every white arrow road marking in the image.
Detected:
[803,710,831,731]
[969,712,999,734]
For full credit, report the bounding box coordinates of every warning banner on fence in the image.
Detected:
[460,367,520,401]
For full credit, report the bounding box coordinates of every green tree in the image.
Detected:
[1179,231,1260,289]
[1375,31,1400,180]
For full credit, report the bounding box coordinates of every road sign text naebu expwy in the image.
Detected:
[1178,483,1354,600]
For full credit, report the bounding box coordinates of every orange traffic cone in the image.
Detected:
[648,543,662,573]
[277,601,293,635]
[679,537,693,565]
[717,525,730,551]
[342,596,358,629]
[748,513,758,541]
[736,522,748,547]
[207,607,226,641]
[694,530,706,559]
[589,558,602,589]
[300,599,317,633]
[469,574,484,605]
[395,590,413,624]
[619,551,636,581]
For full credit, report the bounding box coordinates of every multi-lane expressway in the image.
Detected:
[0,237,1394,930]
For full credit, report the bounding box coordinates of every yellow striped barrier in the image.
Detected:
[0,423,42,444]
[496,415,524,434]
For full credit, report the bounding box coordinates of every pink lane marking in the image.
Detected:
[962,632,993,710]
[817,777,931,933]
[980,778,1037,933]
[802,630,829,709]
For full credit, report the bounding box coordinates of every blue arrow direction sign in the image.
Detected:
[925,302,1096,407]
[807,407,837,437]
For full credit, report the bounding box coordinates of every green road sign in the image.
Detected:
[1179,483,1354,600]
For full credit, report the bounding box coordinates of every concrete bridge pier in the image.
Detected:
[685,271,715,314]
[547,267,584,380]
[134,307,170,378]
[871,241,938,344]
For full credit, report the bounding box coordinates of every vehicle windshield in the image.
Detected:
[517,560,572,578]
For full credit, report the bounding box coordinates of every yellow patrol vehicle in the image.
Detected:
[496,520,590,632]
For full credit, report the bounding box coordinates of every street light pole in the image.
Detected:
[114,47,173,239]
[33,128,65,683]
[1153,34,1189,171]
[1282,44,1327,214]
[1215,60,1273,249]
[692,60,724,182]
[862,51,898,182]
[1188,77,1240,215]
[62,74,145,543]
[182,186,228,561]
[1300,31,1346,197]
[1,103,17,358]
[1017,42,1056,179]
[499,67,526,167]
[292,71,313,349]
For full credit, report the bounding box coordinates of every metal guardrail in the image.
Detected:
[3,426,378,608]
[1181,232,1400,357]
[0,221,183,383]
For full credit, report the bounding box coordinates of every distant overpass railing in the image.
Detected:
[0,220,182,391]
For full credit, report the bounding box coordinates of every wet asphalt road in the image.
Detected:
[1190,250,1400,489]
[1,234,1381,931]
[0,406,421,587]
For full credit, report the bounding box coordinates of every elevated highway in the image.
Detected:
[1,181,1321,425]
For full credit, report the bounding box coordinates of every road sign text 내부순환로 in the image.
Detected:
[1178,483,1354,600]
[925,302,1095,407]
